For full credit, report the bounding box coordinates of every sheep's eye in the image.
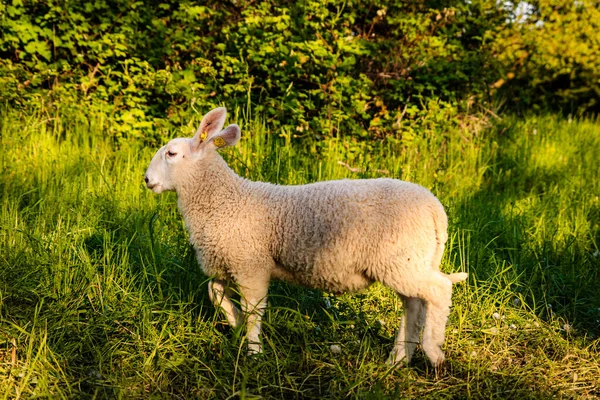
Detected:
[166,150,177,158]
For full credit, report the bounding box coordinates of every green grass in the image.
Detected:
[1,106,599,398]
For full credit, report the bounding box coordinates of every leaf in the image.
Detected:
[24,41,51,61]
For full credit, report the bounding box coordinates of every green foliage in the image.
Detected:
[491,0,600,113]
[0,0,508,142]
[2,0,598,139]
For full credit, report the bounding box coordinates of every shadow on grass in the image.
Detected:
[452,138,600,338]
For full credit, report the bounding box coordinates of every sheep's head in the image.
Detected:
[144,107,241,193]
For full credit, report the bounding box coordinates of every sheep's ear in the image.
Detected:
[204,124,241,151]
[191,107,227,151]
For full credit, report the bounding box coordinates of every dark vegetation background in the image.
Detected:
[2,0,599,142]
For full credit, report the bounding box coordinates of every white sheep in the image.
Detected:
[144,107,468,367]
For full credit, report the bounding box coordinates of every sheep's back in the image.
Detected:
[261,178,445,289]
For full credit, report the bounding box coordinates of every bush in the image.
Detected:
[0,0,507,142]
[1,0,597,141]
[491,0,600,114]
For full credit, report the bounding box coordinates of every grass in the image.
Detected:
[0,106,599,398]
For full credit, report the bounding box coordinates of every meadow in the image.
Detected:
[1,107,599,398]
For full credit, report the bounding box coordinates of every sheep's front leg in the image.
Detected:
[208,279,242,328]
[239,281,269,355]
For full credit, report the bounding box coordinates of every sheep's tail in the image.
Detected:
[447,272,469,284]
[429,202,468,284]
[430,201,448,270]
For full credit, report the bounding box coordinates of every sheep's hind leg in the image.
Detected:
[208,279,242,328]
[387,296,424,365]
[420,274,453,368]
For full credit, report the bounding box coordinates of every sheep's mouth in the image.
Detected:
[145,181,162,193]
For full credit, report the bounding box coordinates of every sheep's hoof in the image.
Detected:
[386,350,410,367]
[433,359,446,379]
[386,359,409,368]
[247,342,263,356]
[430,354,446,378]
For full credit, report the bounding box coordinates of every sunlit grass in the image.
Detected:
[1,107,599,398]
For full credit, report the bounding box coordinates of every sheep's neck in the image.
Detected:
[176,155,243,226]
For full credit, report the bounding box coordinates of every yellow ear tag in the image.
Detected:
[213,137,227,147]
[200,131,208,141]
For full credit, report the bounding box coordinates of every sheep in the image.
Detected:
[144,107,468,368]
